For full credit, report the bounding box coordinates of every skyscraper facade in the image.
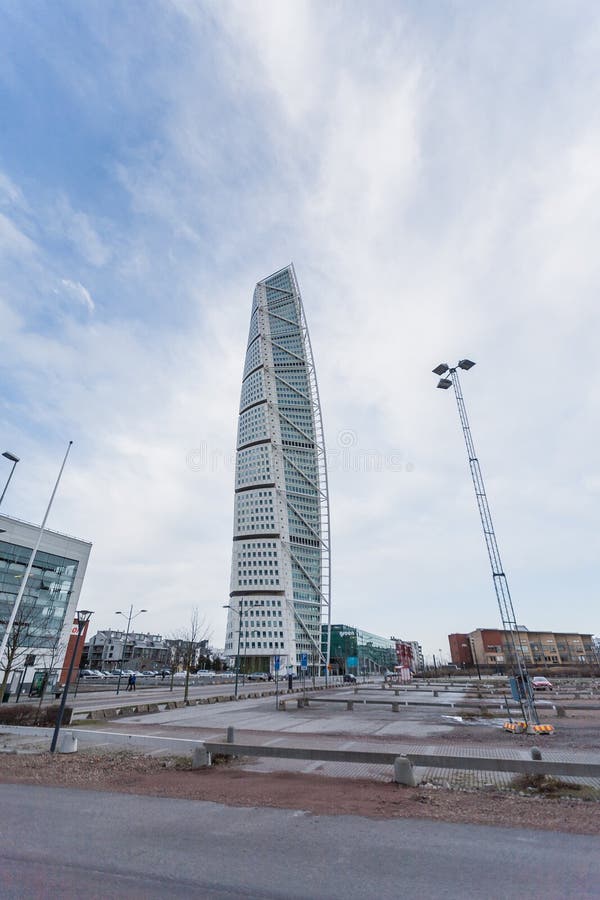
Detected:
[225,265,330,675]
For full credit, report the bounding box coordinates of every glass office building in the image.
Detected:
[225,265,330,674]
[325,624,398,674]
[0,514,92,691]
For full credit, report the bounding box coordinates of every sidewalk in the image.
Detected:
[3,722,600,792]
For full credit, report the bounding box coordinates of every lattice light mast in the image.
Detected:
[433,359,539,727]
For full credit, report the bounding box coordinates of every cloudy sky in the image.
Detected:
[1,0,599,659]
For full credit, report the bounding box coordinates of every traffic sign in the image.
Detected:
[274,655,281,671]
[300,653,308,671]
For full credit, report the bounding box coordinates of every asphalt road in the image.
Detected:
[0,785,597,899]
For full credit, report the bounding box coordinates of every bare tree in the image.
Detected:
[0,598,64,702]
[32,626,68,720]
[169,608,211,702]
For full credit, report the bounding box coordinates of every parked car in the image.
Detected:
[79,669,104,678]
[247,672,270,681]
[532,676,553,691]
[343,674,357,683]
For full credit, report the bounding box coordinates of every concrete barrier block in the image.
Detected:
[191,745,210,769]
[394,756,416,787]
[58,732,78,754]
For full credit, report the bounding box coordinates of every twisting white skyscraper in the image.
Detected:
[225,265,331,675]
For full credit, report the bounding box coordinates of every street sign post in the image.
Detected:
[300,653,308,702]
[274,655,281,709]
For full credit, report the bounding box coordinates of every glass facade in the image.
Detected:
[325,624,397,674]
[226,265,330,673]
[0,539,78,650]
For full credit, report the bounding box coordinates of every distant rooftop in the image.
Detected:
[0,513,92,547]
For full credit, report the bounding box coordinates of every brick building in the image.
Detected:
[449,628,596,670]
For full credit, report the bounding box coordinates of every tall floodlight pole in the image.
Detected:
[0,442,73,674]
[433,360,538,727]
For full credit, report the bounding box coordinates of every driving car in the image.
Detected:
[532,676,553,691]
[343,674,357,683]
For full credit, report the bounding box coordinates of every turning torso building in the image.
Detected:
[225,265,331,675]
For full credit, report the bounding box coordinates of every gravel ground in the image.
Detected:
[1,748,598,835]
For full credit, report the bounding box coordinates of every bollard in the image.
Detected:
[392,702,399,712]
[58,732,78,754]
[393,756,416,786]
[191,745,210,769]
[555,706,566,718]
[433,690,438,697]
[226,726,235,744]
[346,700,354,711]
[530,747,542,760]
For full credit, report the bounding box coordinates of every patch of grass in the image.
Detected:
[0,703,70,727]
[161,755,192,770]
[511,773,598,799]
[211,753,235,766]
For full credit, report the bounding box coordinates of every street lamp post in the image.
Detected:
[462,640,482,680]
[223,604,242,700]
[0,452,19,508]
[470,638,482,680]
[50,609,93,753]
[115,606,147,695]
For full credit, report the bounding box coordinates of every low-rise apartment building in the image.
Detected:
[449,628,596,670]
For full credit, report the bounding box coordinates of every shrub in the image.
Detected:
[0,703,71,727]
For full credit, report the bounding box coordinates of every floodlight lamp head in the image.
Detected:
[432,363,449,376]
[437,378,452,390]
[458,359,476,371]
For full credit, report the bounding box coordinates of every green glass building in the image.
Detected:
[324,624,397,674]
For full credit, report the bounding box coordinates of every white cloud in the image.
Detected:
[60,278,95,313]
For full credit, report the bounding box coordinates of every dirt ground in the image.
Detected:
[1,749,598,835]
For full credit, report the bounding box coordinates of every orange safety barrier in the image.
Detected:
[533,724,554,734]
[503,721,527,733]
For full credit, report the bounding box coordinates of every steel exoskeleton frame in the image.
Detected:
[258,266,331,676]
